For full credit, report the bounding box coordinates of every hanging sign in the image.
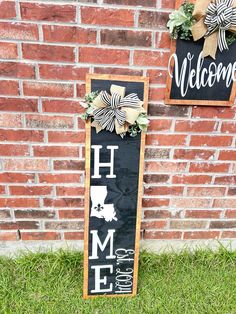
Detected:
[83,74,149,298]
[165,0,236,106]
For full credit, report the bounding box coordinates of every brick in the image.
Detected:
[146,161,187,173]
[161,0,176,9]
[156,32,171,49]
[23,82,73,98]
[210,221,236,229]
[148,103,189,117]
[39,64,89,81]
[0,113,22,127]
[141,220,167,229]
[94,67,143,76]
[219,150,236,160]
[190,163,229,173]
[0,186,5,194]
[0,80,19,95]
[0,22,38,40]
[21,232,60,241]
[81,7,134,27]
[171,198,210,208]
[4,159,49,171]
[44,198,84,208]
[0,130,44,142]
[0,210,10,219]
[170,220,207,229]
[148,119,172,132]
[146,134,187,146]
[0,42,17,59]
[214,176,236,185]
[228,188,236,196]
[22,44,74,62]
[144,231,182,239]
[221,231,236,238]
[225,210,236,218]
[134,50,169,66]
[20,3,76,22]
[185,210,221,219]
[39,173,82,184]
[10,186,52,196]
[33,146,79,158]
[142,198,169,208]
[184,231,220,240]
[48,131,85,143]
[59,210,84,219]
[0,62,35,79]
[0,98,38,112]
[79,47,130,65]
[0,1,16,19]
[0,232,17,241]
[26,114,73,130]
[221,122,236,133]
[175,120,216,132]
[144,186,183,196]
[101,30,152,47]
[145,148,170,159]
[54,160,85,171]
[144,209,171,219]
[0,221,39,230]
[149,88,166,101]
[144,174,170,184]
[172,175,212,185]
[42,99,84,114]
[213,199,236,208]
[43,25,96,44]
[15,209,55,219]
[187,187,225,197]
[76,83,85,98]
[0,198,39,208]
[190,135,232,147]
[174,149,215,160]
[104,0,156,6]
[192,106,235,119]
[0,144,29,156]
[139,11,169,28]
[56,187,84,196]
[64,231,83,240]
[0,173,34,183]
[45,221,83,230]
[147,69,167,85]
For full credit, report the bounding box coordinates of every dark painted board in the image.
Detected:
[86,79,144,297]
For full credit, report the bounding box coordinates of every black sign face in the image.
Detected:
[165,38,236,106]
[83,75,148,298]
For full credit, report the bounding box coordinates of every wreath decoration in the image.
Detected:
[167,0,236,59]
[81,85,149,138]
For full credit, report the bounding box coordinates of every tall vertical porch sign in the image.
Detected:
[83,74,149,298]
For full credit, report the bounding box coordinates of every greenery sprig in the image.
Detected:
[81,91,149,138]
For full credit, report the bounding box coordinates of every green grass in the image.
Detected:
[1,248,236,314]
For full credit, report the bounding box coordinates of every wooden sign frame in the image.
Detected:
[165,0,236,107]
[83,73,149,299]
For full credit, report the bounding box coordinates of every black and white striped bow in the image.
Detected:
[205,0,236,51]
[93,91,141,133]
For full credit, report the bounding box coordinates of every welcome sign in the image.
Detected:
[165,0,236,106]
[83,74,149,298]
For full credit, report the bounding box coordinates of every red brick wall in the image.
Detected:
[0,0,235,245]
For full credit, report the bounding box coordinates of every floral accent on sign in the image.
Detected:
[167,0,236,59]
[81,85,149,138]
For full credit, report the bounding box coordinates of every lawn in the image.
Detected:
[0,248,236,313]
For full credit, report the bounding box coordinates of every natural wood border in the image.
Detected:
[164,0,236,107]
[83,73,149,299]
